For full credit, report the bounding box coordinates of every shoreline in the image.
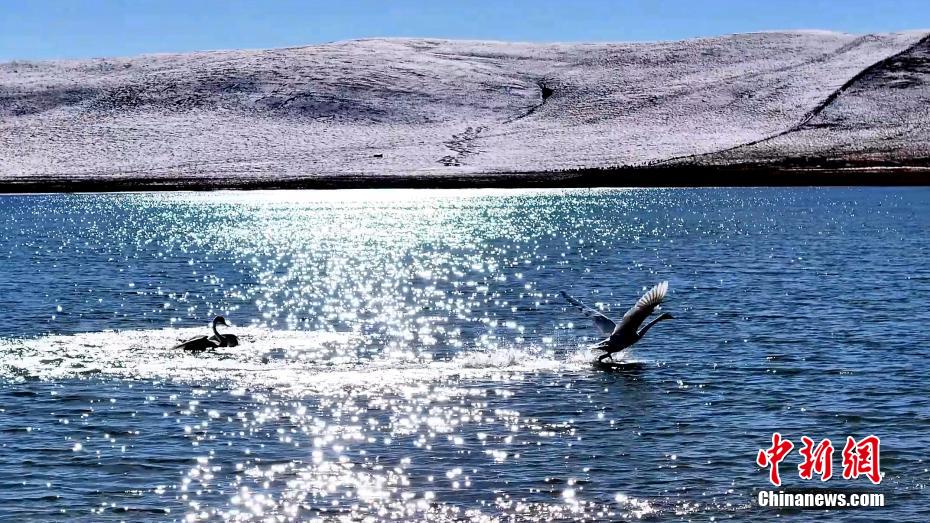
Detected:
[2,165,930,193]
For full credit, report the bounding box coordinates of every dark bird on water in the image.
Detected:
[561,281,673,363]
[172,316,239,351]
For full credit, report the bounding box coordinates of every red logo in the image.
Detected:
[798,436,834,481]
[758,434,881,486]
[757,432,794,486]
[841,435,882,485]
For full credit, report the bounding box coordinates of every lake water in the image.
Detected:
[1,188,928,521]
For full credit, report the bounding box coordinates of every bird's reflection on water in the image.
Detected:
[593,360,648,375]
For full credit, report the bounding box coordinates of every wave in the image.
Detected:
[0,327,607,393]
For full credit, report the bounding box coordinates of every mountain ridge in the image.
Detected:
[2,30,929,188]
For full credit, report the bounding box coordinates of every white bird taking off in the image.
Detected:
[561,281,673,363]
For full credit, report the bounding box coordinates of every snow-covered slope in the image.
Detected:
[1,30,927,185]
[684,32,930,167]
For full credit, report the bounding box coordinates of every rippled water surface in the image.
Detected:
[1,188,929,521]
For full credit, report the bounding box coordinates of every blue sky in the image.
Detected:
[2,0,929,60]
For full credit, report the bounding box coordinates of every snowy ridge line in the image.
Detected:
[654,31,930,168]
[791,32,930,131]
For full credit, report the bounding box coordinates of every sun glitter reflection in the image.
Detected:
[2,189,756,521]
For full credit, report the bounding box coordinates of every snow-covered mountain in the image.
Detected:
[1,30,928,187]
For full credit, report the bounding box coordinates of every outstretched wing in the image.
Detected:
[613,281,668,336]
[560,291,616,336]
